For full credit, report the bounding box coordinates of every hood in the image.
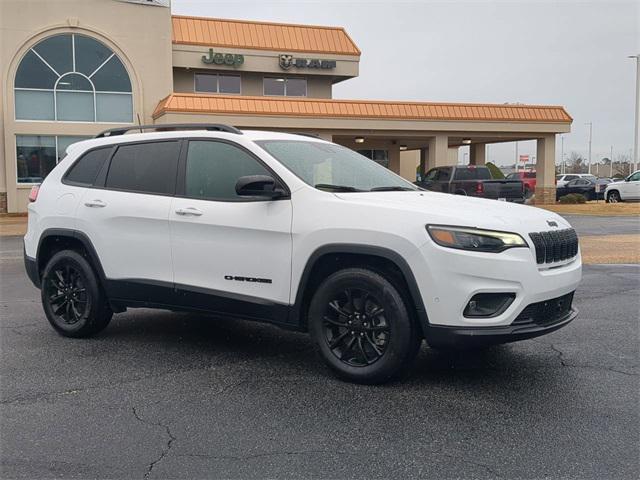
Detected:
[333,190,571,234]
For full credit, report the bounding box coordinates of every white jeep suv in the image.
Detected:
[24,124,582,384]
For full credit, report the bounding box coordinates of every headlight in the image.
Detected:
[426,225,528,253]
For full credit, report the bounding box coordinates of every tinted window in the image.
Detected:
[106,141,180,194]
[218,75,240,94]
[65,147,110,185]
[629,172,640,181]
[524,172,536,178]
[195,74,217,93]
[185,141,271,200]
[437,168,452,181]
[263,77,307,96]
[565,175,578,181]
[454,167,491,181]
[285,78,307,96]
[507,173,518,179]
[424,169,438,181]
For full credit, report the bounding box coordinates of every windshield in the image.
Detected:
[257,140,418,192]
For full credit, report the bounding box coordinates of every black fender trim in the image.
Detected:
[290,244,429,332]
[36,228,109,288]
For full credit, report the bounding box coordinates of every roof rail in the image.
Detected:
[94,123,243,138]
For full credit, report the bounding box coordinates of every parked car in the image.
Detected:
[416,165,525,202]
[556,177,600,201]
[506,170,536,198]
[23,124,581,384]
[605,170,640,202]
[556,173,596,188]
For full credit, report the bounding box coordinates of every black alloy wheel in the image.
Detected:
[309,268,421,384]
[322,287,390,367]
[41,250,112,337]
[44,263,89,325]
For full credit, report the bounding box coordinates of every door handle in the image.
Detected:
[175,207,203,216]
[84,199,106,208]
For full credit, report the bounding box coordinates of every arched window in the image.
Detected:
[14,33,133,123]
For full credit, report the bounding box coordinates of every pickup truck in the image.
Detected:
[416,165,525,202]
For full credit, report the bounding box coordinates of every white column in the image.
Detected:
[535,135,557,204]
[426,135,449,170]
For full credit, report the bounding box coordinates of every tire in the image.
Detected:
[607,190,620,203]
[40,250,112,338]
[308,268,421,384]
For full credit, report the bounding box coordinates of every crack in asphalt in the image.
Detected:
[532,339,639,377]
[0,366,219,406]
[132,407,176,479]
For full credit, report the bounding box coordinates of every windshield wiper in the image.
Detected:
[369,186,416,192]
[315,183,363,192]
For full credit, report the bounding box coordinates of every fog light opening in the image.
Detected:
[463,293,516,318]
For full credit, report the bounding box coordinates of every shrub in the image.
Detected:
[558,193,587,204]
[486,162,505,179]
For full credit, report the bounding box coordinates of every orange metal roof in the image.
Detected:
[171,15,361,56]
[153,93,573,123]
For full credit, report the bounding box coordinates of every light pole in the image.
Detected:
[610,145,614,177]
[630,54,640,172]
[514,141,519,171]
[585,122,593,174]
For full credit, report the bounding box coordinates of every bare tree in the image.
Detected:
[612,153,632,178]
[567,151,585,173]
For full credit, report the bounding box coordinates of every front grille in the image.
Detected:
[529,228,578,264]
[511,291,575,326]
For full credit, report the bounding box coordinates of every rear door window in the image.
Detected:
[65,147,111,186]
[105,141,181,195]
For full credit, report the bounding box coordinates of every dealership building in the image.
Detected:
[0,0,572,213]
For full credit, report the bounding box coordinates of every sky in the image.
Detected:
[172,0,639,167]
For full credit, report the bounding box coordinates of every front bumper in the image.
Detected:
[424,307,577,348]
[404,231,582,347]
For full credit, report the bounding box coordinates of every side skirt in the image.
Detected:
[105,279,297,330]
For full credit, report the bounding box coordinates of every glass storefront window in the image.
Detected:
[194,73,241,94]
[14,33,133,123]
[357,149,389,169]
[16,135,90,184]
[263,77,307,97]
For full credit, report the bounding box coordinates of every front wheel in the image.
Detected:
[41,250,112,338]
[308,268,421,384]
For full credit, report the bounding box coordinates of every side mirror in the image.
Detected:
[235,175,286,199]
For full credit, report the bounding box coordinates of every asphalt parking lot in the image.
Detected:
[1,218,639,479]
[562,214,639,236]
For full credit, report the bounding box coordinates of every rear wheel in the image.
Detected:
[41,250,112,338]
[607,190,620,203]
[308,268,421,384]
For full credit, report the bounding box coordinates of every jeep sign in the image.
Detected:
[202,49,244,67]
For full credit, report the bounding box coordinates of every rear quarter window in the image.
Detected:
[64,147,111,186]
